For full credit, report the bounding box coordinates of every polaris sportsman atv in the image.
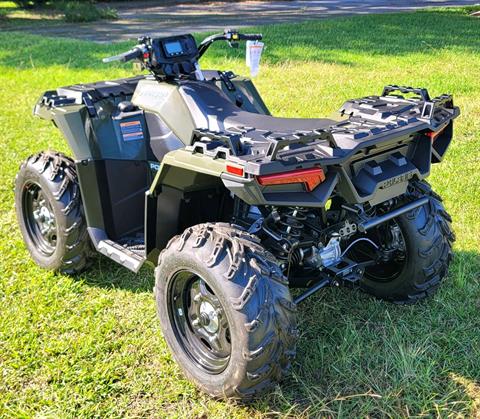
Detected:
[15,30,458,399]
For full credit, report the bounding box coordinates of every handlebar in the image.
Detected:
[102,46,143,63]
[199,31,262,46]
[197,29,263,58]
[102,30,263,66]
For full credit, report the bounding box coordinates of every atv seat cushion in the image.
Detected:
[180,81,336,135]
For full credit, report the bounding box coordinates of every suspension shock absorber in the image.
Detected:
[273,207,309,266]
[277,207,308,240]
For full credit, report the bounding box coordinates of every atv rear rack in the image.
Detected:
[187,85,458,176]
[190,127,335,160]
[381,84,455,128]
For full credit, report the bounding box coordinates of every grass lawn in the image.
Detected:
[1,8,479,418]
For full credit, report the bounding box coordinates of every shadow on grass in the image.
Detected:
[77,255,155,293]
[0,10,479,70]
[78,249,480,415]
[0,4,64,27]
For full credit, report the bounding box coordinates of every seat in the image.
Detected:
[179,81,336,135]
[224,110,336,133]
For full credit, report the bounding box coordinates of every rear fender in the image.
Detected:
[145,149,228,260]
[149,148,226,194]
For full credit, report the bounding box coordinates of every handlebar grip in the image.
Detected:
[102,47,142,63]
[239,34,263,41]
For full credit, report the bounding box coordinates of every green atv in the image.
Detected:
[15,30,458,400]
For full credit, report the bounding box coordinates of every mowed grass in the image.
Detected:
[0,9,479,418]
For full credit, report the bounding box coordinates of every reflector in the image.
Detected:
[226,165,244,176]
[426,125,446,141]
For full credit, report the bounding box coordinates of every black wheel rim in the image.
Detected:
[22,181,58,256]
[352,220,407,282]
[168,270,231,374]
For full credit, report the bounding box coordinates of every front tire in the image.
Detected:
[154,223,297,400]
[359,181,455,303]
[15,151,91,274]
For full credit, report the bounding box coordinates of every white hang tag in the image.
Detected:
[246,41,264,77]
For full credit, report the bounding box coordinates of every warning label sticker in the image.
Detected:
[120,120,144,141]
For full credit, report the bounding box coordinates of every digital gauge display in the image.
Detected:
[164,40,184,56]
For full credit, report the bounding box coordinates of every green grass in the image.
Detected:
[1,8,480,418]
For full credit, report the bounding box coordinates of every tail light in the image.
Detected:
[426,125,447,142]
[256,167,325,192]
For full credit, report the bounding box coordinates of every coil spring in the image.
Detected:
[277,207,308,239]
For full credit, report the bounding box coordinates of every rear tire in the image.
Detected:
[15,151,91,274]
[154,223,297,400]
[360,180,455,303]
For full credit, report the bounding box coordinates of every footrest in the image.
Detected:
[97,240,145,273]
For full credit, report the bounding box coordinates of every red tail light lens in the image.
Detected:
[256,167,325,192]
